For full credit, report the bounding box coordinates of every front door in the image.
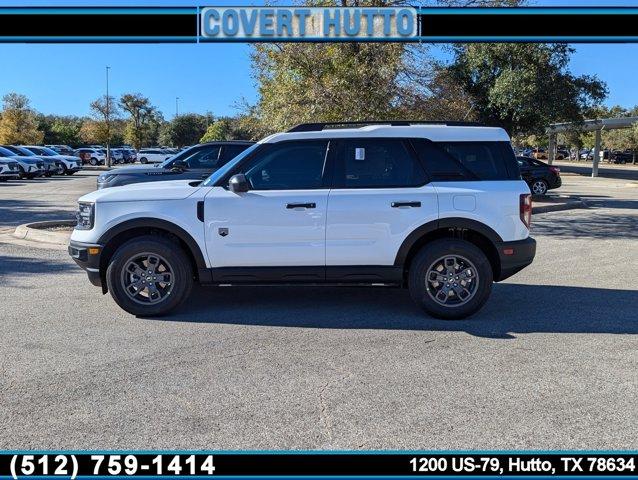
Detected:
[204,140,331,274]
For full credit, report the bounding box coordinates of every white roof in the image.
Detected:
[262,124,510,143]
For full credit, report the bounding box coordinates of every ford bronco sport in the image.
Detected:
[69,121,535,319]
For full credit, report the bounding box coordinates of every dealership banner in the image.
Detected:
[1,452,638,478]
[1,6,638,42]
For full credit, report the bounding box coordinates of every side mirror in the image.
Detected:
[171,159,186,170]
[229,173,250,193]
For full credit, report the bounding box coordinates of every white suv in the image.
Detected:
[69,122,535,319]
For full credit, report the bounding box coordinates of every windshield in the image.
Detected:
[5,145,34,156]
[0,146,17,157]
[202,143,261,186]
[157,145,195,167]
[40,147,61,156]
[26,147,55,156]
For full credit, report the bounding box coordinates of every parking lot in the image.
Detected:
[1,170,637,450]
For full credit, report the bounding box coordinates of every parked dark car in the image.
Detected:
[517,156,561,195]
[96,141,255,189]
[610,150,634,164]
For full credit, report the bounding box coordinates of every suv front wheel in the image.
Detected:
[106,236,193,316]
[408,239,493,320]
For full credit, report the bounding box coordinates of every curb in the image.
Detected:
[13,220,75,245]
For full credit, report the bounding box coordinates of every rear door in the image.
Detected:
[326,138,438,267]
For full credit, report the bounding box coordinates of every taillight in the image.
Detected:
[549,166,560,175]
[520,193,532,229]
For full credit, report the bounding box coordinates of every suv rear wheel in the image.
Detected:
[408,239,493,320]
[106,236,193,316]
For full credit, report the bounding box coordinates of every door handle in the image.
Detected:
[286,202,316,209]
[391,201,421,208]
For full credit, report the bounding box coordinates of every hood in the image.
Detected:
[12,156,40,164]
[80,179,201,203]
[99,165,161,176]
[52,155,80,162]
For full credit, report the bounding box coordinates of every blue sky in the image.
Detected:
[0,0,637,118]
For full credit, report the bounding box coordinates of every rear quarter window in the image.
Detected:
[412,139,519,181]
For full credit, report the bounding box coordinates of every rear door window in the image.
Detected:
[334,138,427,188]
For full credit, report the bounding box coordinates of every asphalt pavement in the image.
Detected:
[0,170,637,450]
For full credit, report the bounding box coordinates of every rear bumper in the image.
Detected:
[495,237,536,281]
[549,175,562,189]
[68,240,103,287]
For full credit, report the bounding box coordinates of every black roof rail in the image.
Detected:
[287,120,485,132]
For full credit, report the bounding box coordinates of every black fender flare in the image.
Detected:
[394,218,503,266]
[97,217,207,270]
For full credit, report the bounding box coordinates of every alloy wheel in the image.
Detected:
[120,252,175,305]
[532,180,547,195]
[425,255,479,307]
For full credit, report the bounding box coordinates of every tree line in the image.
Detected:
[0,91,250,149]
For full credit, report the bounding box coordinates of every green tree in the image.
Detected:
[120,93,162,149]
[0,93,44,144]
[444,43,607,136]
[200,118,232,142]
[38,114,84,146]
[89,95,119,165]
[159,113,209,147]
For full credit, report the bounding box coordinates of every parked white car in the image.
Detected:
[76,148,107,166]
[0,158,21,181]
[22,146,83,175]
[70,121,536,319]
[0,145,45,178]
[137,148,173,164]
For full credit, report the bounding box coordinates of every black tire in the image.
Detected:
[106,235,193,316]
[18,166,27,179]
[408,239,493,320]
[65,170,75,175]
[59,164,68,175]
[90,157,98,166]
[140,157,148,164]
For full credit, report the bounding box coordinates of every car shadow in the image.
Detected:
[0,255,77,285]
[532,203,638,239]
[0,199,76,226]
[150,283,638,339]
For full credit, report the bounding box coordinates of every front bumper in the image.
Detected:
[0,173,19,179]
[495,237,536,281]
[68,240,103,287]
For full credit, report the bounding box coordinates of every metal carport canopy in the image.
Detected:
[546,116,638,177]
[547,116,638,133]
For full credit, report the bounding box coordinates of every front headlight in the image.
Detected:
[75,202,95,230]
[97,173,115,183]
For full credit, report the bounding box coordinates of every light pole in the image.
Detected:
[105,66,111,167]
[175,97,180,118]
